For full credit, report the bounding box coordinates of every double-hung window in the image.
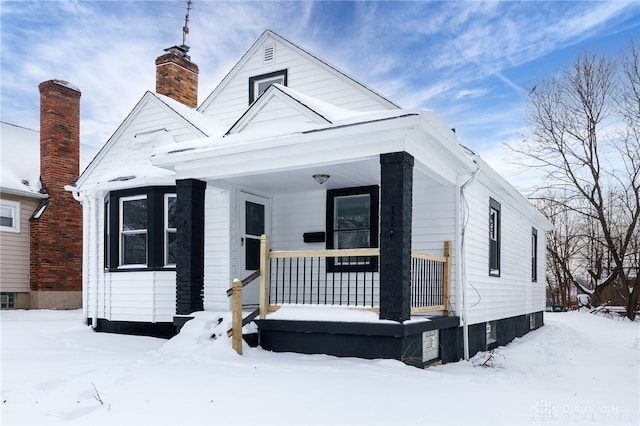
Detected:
[489,198,501,276]
[531,227,538,282]
[120,195,147,266]
[326,186,379,272]
[0,200,19,233]
[164,194,177,266]
[106,187,176,271]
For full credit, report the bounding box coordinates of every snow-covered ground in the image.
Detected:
[1,310,638,426]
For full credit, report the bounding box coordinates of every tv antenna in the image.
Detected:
[182,0,192,47]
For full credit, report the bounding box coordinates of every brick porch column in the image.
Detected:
[175,179,206,315]
[379,152,414,322]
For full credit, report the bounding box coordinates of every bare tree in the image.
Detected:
[514,43,640,320]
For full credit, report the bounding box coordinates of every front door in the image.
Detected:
[238,191,270,305]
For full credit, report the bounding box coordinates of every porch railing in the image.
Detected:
[228,235,451,354]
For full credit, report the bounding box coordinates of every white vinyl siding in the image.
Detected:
[200,35,396,127]
[411,178,458,312]
[78,96,203,191]
[203,186,232,311]
[461,178,546,325]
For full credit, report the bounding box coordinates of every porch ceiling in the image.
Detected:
[208,157,445,195]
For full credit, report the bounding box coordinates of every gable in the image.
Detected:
[228,84,331,134]
[198,30,398,127]
[77,92,224,191]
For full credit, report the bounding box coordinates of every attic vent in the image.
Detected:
[263,44,275,63]
[108,175,136,182]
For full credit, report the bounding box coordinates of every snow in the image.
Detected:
[268,304,431,324]
[1,310,638,425]
[0,122,99,195]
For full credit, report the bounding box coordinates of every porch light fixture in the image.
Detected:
[313,174,330,185]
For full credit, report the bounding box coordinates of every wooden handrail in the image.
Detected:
[269,247,380,259]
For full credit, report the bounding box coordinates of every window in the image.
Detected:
[489,198,501,276]
[326,186,379,272]
[486,321,497,346]
[531,228,538,282]
[106,187,176,270]
[248,69,287,104]
[1,292,16,309]
[165,194,177,266]
[120,195,148,266]
[0,200,19,232]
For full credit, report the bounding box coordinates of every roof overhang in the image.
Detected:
[0,187,49,199]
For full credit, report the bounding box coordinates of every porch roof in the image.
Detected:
[150,102,476,192]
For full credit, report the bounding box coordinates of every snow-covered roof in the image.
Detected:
[76,91,227,190]
[0,121,98,198]
[153,85,423,158]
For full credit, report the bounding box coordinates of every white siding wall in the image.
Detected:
[462,179,546,325]
[200,36,395,127]
[84,195,176,323]
[80,97,201,191]
[411,179,458,312]
[203,186,232,311]
[271,189,325,251]
[0,195,38,292]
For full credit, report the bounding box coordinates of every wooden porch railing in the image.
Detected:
[228,235,451,354]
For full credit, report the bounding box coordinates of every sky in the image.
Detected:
[1,308,638,425]
[1,0,639,187]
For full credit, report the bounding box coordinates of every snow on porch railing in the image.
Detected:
[410,241,451,316]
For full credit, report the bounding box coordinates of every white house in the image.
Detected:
[71,30,553,367]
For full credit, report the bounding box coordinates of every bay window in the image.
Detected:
[106,187,176,270]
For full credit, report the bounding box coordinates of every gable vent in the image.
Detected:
[263,44,275,63]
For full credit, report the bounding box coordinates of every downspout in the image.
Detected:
[66,186,90,325]
[91,196,99,329]
[458,167,480,361]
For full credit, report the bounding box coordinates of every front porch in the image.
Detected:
[225,234,459,367]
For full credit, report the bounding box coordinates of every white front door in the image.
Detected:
[237,191,270,305]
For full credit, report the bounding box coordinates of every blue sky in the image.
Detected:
[1,0,639,186]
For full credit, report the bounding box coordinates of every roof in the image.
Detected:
[0,121,98,198]
[76,91,227,189]
[198,29,399,113]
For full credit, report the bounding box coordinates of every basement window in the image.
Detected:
[0,200,19,232]
[248,69,287,104]
[486,321,497,347]
[1,292,16,309]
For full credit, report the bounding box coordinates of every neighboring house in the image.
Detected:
[0,81,97,309]
[72,30,553,366]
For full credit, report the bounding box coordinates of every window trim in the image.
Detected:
[0,200,20,233]
[489,197,501,277]
[531,227,538,282]
[248,69,288,104]
[119,194,148,267]
[106,186,176,272]
[164,193,177,267]
[326,185,379,273]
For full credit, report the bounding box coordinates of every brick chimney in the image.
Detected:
[30,79,82,309]
[155,45,199,108]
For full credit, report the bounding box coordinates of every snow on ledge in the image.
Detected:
[266,304,431,324]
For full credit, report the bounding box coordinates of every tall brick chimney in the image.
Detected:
[155,45,199,108]
[31,79,82,309]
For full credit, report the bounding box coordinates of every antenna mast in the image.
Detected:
[182,0,192,47]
